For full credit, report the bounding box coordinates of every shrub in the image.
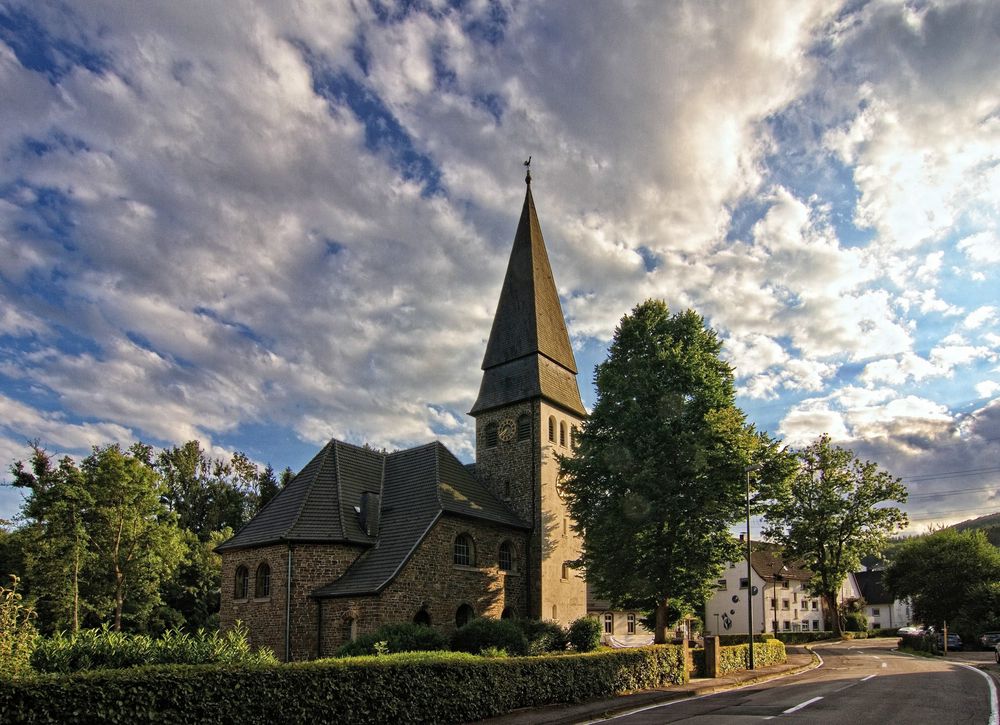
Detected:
[843,611,868,632]
[714,639,786,675]
[451,618,529,656]
[336,622,449,657]
[772,631,834,644]
[0,576,38,680]
[0,646,688,723]
[567,617,602,652]
[29,623,275,674]
[516,619,568,654]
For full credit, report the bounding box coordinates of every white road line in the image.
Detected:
[950,661,999,725]
[861,674,876,682]
[783,696,823,714]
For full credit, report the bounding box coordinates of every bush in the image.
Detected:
[451,618,529,656]
[898,632,935,654]
[0,646,689,723]
[29,623,275,674]
[0,576,38,680]
[516,619,568,654]
[716,639,786,675]
[843,611,868,632]
[335,622,449,657]
[567,617,602,652]
[771,631,834,644]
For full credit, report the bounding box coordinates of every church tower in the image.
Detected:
[471,169,587,623]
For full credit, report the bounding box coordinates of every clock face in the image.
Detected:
[498,418,516,442]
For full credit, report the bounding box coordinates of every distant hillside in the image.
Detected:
[949,511,1000,547]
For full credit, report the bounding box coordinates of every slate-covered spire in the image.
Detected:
[471,175,586,416]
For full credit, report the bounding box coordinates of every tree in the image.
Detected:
[10,445,92,633]
[83,444,184,631]
[762,435,908,635]
[560,301,791,642]
[884,528,1000,635]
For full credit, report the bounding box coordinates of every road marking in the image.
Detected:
[881,662,887,668]
[861,674,876,682]
[783,696,823,714]
[950,661,999,725]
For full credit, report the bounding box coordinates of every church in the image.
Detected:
[217,170,590,660]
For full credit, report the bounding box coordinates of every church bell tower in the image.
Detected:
[470,168,587,623]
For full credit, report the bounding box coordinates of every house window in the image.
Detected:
[872,621,880,629]
[254,563,270,598]
[781,580,790,589]
[770,598,777,609]
[234,566,249,600]
[782,599,790,610]
[517,414,531,441]
[484,422,498,448]
[811,601,818,610]
[739,577,749,589]
[346,617,358,641]
[559,421,567,447]
[604,613,614,634]
[552,604,558,619]
[499,541,514,572]
[548,416,556,442]
[456,604,474,627]
[783,621,791,631]
[627,613,636,634]
[561,562,570,580]
[454,533,475,566]
[413,609,431,626]
[717,579,727,591]
[872,608,880,616]
[812,620,820,631]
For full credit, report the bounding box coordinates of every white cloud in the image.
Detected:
[964,305,998,329]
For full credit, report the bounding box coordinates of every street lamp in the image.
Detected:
[744,463,763,670]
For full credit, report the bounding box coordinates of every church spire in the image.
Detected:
[470,175,586,416]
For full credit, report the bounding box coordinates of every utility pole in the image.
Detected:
[744,463,763,670]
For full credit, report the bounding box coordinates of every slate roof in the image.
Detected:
[749,542,814,581]
[471,180,586,417]
[854,570,891,605]
[217,440,527,569]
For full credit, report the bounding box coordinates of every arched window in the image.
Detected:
[559,421,567,447]
[548,416,556,442]
[552,604,558,619]
[484,422,498,448]
[413,609,431,626]
[454,533,475,566]
[345,616,358,641]
[499,541,514,572]
[255,562,271,598]
[570,425,578,448]
[517,414,531,441]
[561,562,570,580]
[456,604,475,627]
[234,566,249,600]
[501,607,515,620]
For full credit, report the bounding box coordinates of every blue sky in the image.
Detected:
[1,1,998,534]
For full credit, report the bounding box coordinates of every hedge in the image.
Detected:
[772,631,836,644]
[691,640,786,677]
[0,646,688,724]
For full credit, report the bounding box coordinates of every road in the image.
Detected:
[593,639,998,724]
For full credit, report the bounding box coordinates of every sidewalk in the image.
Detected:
[476,646,817,725]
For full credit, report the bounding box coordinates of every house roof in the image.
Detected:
[471,180,586,417]
[217,440,527,570]
[749,542,814,581]
[854,570,891,605]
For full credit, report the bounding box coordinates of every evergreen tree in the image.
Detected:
[560,301,790,642]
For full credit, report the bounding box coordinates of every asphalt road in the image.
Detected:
[592,639,999,724]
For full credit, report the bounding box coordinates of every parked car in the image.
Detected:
[935,633,963,651]
[897,626,922,635]
[979,632,1000,649]
[995,642,1000,664]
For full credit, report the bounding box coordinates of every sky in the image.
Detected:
[0,0,998,535]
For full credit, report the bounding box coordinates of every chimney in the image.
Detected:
[359,491,381,537]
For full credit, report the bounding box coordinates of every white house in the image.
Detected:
[854,570,912,629]
[705,540,831,636]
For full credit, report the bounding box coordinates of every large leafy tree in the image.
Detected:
[10,445,93,634]
[561,301,791,642]
[884,529,1000,634]
[762,435,908,635]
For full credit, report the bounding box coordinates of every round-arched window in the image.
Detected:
[501,607,515,620]
[255,562,271,598]
[559,421,567,447]
[456,603,475,627]
[548,416,556,442]
[499,541,514,572]
[234,566,249,600]
[454,533,475,566]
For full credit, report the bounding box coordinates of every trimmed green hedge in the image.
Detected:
[772,631,835,644]
[335,622,448,657]
[691,640,786,677]
[0,646,688,724]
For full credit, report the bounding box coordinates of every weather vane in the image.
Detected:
[524,155,532,184]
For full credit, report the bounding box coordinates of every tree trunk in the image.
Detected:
[654,599,670,644]
[826,592,842,636]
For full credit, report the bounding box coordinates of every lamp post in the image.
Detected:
[744,463,763,669]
